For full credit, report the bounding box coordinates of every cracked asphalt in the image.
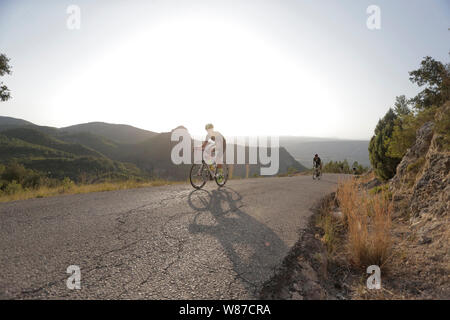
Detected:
[0,174,345,299]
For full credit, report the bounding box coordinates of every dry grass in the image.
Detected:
[336,178,392,268]
[0,179,185,203]
[315,194,345,255]
[357,170,376,184]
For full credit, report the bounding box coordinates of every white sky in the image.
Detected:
[0,0,449,139]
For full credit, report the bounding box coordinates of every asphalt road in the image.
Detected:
[0,174,346,299]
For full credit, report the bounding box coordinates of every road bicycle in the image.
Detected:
[190,147,228,189]
[312,165,322,180]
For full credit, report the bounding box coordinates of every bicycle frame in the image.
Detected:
[201,159,216,179]
[195,146,217,178]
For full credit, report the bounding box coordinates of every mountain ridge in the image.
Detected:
[0,116,308,181]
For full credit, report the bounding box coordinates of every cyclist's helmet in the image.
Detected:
[315,154,318,157]
[205,123,214,130]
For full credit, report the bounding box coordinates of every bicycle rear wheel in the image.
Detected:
[190,163,207,189]
[313,168,318,180]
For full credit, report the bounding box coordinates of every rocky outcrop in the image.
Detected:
[390,107,450,221]
[390,121,434,198]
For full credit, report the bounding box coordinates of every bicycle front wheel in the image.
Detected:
[215,165,228,187]
[190,163,207,189]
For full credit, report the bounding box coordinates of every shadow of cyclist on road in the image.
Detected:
[187,187,288,296]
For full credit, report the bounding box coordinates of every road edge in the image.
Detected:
[259,192,338,300]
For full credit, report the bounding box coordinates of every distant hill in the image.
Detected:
[279,137,370,168]
[61,122,158,144]
[0,116,35,130]
[0,116,309,181]
[2,128,104,158]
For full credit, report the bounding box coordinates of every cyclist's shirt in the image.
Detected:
[313,157,322,168]
[205,131,226,151]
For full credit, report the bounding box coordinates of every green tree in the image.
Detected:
[0,53,12,101]
[393,95,411,116]
[369,108,402,180]
[409,56,450,110]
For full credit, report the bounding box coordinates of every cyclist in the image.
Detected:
[313,154,322,176]
[202,123,226,180]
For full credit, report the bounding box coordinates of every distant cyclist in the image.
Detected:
[202,123,226,179]
[313,154,322,172]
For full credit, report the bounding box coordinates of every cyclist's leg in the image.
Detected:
[215,143,225,179]
[215,142,224,167]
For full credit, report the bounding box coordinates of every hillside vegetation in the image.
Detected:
[369,56,449,181]
[313,56,449,299]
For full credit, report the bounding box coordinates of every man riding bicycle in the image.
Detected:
[201,123,226,180]
[313,154,322,176]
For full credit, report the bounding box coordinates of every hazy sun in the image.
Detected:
[52,14,339,136]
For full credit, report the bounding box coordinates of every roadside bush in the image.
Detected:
[4,180,23,195]
[61,177,74,192]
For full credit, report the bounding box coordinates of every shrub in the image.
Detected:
[4,180,23,195]
[61,177,74,192]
